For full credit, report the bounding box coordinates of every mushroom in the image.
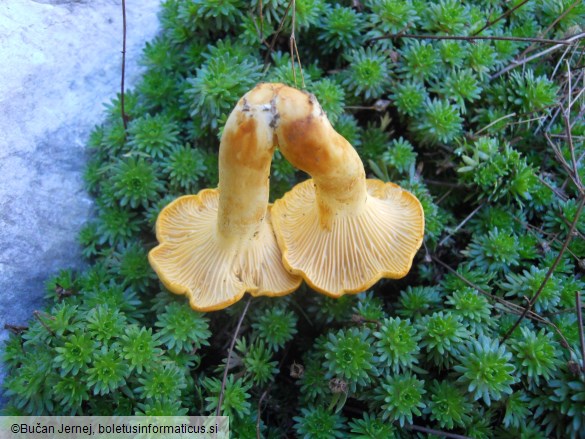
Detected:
[270,85,425,297]
[149,84,301,311]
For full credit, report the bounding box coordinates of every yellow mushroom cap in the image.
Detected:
[271,179,424,297]
[149,190,299,311]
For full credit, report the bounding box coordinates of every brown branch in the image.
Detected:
[288,0,305,88]
[4,324,28,336]
[120,0,128,134]
[258,0,264,43]
[491,32,585,79]
[370,33,578,46]
[403,423,472,439]
[423,179,469,189]
[547,93,585,200]
[472,0,531,36]
[516,0,582,60]
[537,174,568,201]
[502,195,585,342]
[250,12,271,49]
[545,132,583,192]
[33,311,55,336]
[216,297,252,416]
[55,283,76,301]
[256,344,291,438]
[438,202,484,247]
[576,291,585,373]
[433,256,575,352]
[475,112,517,135]
[263,0,294,69]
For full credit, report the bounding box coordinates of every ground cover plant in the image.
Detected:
[3,0,585,437]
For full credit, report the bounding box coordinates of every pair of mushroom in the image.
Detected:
[149,83,424,311]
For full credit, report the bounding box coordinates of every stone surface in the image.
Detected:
[0,0,161,402]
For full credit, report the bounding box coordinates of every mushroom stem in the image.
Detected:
[217,96,275,245]
[274,87,368,229]
[148,83,302,311]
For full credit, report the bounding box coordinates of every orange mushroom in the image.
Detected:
[149,84,301,311]
[271,85,425,297]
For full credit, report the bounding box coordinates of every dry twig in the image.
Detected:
[404,423,472,439]
[472,0,531,36]
[433,257,575,353]
[120,0,128,133]
[576,291,585,373]
[516,0,583,60]
[492,32,585,79]
[263,0,294,70]
[216,297,252,417]
[502,195,585,342]
[371,33,579,46]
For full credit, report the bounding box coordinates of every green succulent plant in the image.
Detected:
[3,1,585,437]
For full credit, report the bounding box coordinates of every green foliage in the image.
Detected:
[127,113,179,158]
[237,339,278,385]
[342,47,390,100]
[163,144,207,192]
[185,52,262,130]
[347,412,396,438]
[412,98,463,145]
[425,380,472,429]
[155,302,211,354]
[395,285,442,318]
[457,137,539,203]
[374,317,421,373]
[418,311,470,367]
[454,336,517,405]
[374,373,426,426]
[391,80,429,117]
[203,375,251,418]
[86,346,129,396]
[120,326,162,373]
[509,327,563,385]
[399,40,441,80]
[323,327,377,392]
[293,405,346,439]
[382,137,417,174]
[4,0,585,436]
[312,78,346,124]
[251,305,298,352]
[317,4,365,53]
[423,0,470,35]
[463,228,522,273]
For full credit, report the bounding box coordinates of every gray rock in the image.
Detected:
[0,0,161,404]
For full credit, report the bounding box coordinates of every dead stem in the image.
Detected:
[216,297,252,417]
[33,310,55,336]
[263,0,294,70]
[371,33,579,46]
[403,423,473,439]
[502,195,585,342]
[516,0,583,60]
[256,344,291,439]
[474,112,517,136]
[438,202,485,247]
[491,32,585,80]
[472,0,531,36]
[120,0,128,135]
[576,291,585,373]
[288,0,305,88]
[258,0,264,43]
[433,257,575,354]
